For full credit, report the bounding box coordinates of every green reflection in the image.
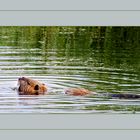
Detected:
[0,26,139,94]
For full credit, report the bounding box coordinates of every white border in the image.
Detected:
[0,0,140,139]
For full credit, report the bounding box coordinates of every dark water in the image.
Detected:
[0,27,139,113]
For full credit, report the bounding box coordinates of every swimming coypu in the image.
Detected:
[17,77,140,99]
[18,77,47,95]
[17,77,91,96]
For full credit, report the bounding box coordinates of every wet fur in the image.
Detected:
[18,77,47,95]
[17,77,140,99]
[65,88,140,99]
[65,88,91,96]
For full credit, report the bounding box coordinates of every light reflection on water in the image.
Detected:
[0,29,139,114]
[0,46,139,114]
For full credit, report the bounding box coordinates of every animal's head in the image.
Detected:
[18,77,47,95]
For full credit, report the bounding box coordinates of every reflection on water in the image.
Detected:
[0,26,139,113]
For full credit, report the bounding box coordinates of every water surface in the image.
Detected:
[0,27,139,114]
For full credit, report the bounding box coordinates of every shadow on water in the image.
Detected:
[0,26,139,113]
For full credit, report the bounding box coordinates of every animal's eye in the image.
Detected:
[34,85,39,90]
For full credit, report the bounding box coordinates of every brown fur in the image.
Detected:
[17,77,140,98]
[18,77,47,95]
[65,88,91,96]
[17,77,90,96]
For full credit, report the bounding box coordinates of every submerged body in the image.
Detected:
[65,88,91,96]
[109,93,140,99]
[65,88,140,99]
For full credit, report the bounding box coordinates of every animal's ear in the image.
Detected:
[34,85,39,90]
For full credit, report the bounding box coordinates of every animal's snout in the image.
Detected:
[65,89,70,94]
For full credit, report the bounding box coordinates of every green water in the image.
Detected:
[0,26,139,113]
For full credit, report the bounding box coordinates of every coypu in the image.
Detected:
[17,77,140,99]
[18,77,47,95]
[17,77,92,96]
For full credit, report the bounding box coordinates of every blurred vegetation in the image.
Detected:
[0,26,139,48]
[0,26,139,94]
[0,26,139,72]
